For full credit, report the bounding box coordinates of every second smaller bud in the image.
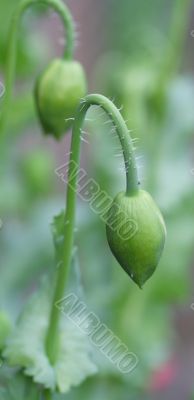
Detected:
[35,59,87,139]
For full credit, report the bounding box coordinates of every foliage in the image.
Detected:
[0,0,193,399]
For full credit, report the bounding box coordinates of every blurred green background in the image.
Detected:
[0,0,194,399]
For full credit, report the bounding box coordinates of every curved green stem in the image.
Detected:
[46,94,139,364]
[0,0,74,137]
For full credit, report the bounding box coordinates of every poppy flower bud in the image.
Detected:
[35,59,87,139]
[106,190,166,288]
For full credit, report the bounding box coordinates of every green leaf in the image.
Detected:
[3,281,97,393]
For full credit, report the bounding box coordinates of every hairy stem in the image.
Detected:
[0,0,74,137]
[46,94,139,364]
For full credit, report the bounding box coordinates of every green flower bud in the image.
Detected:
[106,190,166,288]
[0,311,12,351]
[35,59,87,139]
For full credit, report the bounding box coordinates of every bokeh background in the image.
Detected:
[0,0,194,399]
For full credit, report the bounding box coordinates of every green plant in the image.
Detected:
[0,3,179,399]
[0,0,86,140]
[35,58,87,139]
[106,190,166,288]
[1,79,166,400]
[93,1,193,394]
